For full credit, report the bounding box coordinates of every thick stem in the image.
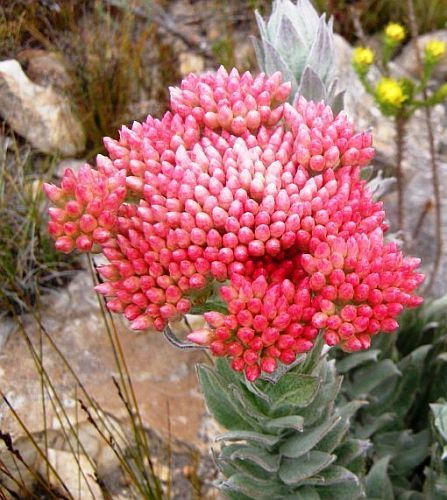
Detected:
[407,0,443,293]
[395,116,407,244]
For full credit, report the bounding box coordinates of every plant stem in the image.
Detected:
[406,0,443,294]
[395,116,407,244]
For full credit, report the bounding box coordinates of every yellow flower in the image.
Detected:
[385,23,405,43]
[424,40,446,63]
[376,78,407,108]
[353,47,374,67]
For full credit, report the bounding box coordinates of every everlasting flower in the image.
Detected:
[384,23,405,44]
[375,78,408,110]
[353,47,374,72]
[45,66,424,380]
[424,40,446,65]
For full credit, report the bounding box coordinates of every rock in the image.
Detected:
[44,448,104,499]
[17,49,72,93]
[395,30,447,80]
[179,52,205,76]
[0,270,216,451]
[0,59,85,156]
[0,315,15,351]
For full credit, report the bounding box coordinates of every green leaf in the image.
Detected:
[335,439,371,468]
[280,417,340,458]
[349,360,401,397]
[219,472,287,499]
[318,478,364,499]
[301,465,360,486]
[230,445,281,473]
[279,452,336,485]
[197,364,255,431]
[265,415,304,433]
[374,430,430,476]
[217,430,280,449]
[315,418,349,453]
[265,373,320,410]
[365,456,394,500]
[336,350,380,373]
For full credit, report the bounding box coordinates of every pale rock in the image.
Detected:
[17,49,72,92]
[0,59,85,156]
[179,52,205,76]
[44,448,104,499]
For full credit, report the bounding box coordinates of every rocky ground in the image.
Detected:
[0,1,446,497]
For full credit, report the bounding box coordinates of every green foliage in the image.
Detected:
[199,345,367,499]
[334,295,447,497]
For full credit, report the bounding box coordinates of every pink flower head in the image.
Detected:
[44,67,424,379]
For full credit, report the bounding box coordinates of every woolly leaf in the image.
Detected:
[315,418,349,453]
[280,416,339,458]
[349,360,401,397]
[260,38,297,93]
[336,350,380,373]
[265,415,305,433]
[302,464,360,486]
[217,430,279,449]
[335,439,371,468]
[279,451,336,485]
[219,472,287,499]
[375,430,430,476]
[266,373,320,410]
[298,66,326,102]
[197,364,255,431]
[230,446,281,473]
[354,413,396,440]
[306,16,334,85]
[365,456,394,500]
[318,478,364,499]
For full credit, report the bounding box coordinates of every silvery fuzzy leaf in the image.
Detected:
[255,9,268,40]
[265,415,305,433]
[365,456,394,500]
[318,478,364,500]
[306,16,335,85]
[298,66,326,102]
[217,430,280,448]
[280,416,340,458]
[219,472,286,498]
[261,38,298,94]
[266,0,289,41]
[275,14,308,78]
[287,0,320,46]
[335,439,371,467]
[300,464,360,486]
[336,349,381,373]
[279,451,336,485]
[230,445,281,472]
[329,91,345,114]
[197,364,257,431]
[252,36,266,72]
[349,359,401,398]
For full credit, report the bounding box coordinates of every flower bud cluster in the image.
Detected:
[45,67,424,379]
[44,165,126,253]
